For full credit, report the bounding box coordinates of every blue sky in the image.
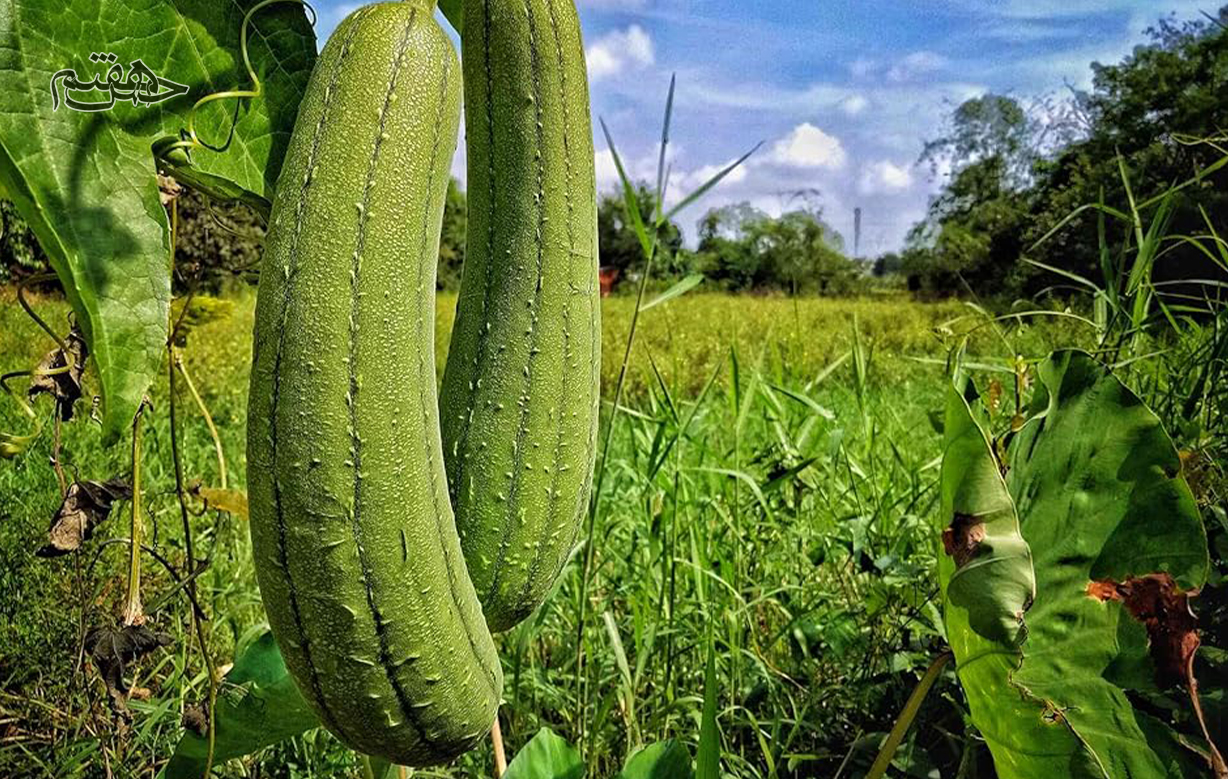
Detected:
[313,0,1215,254]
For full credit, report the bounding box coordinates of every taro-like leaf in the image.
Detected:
[938,372,1034,645]
[163,625,320,778]
[617,740,694,779]
[504,728,584,779]
[28,324,88,420]
[86,623,173,719]
[940,350,1213,778]
[37,477,131,557]
[0,0,315,444]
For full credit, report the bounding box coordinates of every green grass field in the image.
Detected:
[0,289,1096,777]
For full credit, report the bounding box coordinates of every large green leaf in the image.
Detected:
[162,625,320,778]
[504,728,584,779]
[617,740,694,779]
[939,350,1211,778]
[938,371,1035,646]
[0,0,314,443]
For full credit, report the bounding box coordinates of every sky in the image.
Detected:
[311,1,1217,255]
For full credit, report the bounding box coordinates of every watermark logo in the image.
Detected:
[51,52,189,112]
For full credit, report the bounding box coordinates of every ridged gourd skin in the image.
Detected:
[246,1,502,766]
[441,0,600,633]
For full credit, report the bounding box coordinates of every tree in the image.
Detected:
[694,202,857,294]
[597,183,684,287]
[919,94,1036,190]
[437,178,467,291]
[905,8,1228,299]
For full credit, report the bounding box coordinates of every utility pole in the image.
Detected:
[853,207,862,259]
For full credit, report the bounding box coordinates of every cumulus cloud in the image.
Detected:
[587,25,655,81]
[769,123,847,169]
[859,160,914,194]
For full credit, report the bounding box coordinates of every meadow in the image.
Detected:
[0,288,1100,777]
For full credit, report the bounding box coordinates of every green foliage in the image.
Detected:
[163,626,318,779]
[598,183,684,286]
[504,729,584,779]
[1,291,1082,777]
[171,189,264,292]
[616,741,693,779]
[694,202,859,294]
[0,0,315,444]
[904,10,1228,300]
[940,351,1212,777]
[0,199,48,283]
[438,178,468,291]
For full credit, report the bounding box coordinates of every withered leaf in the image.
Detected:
[86,624,173,719]
[1086,573,1199,688]
[27,325,88,421]
[181,703,208,737]
[192,484,248,519]
[37,478,132,557]
[942,512,987,568]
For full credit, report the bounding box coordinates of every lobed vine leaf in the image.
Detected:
[0,0,315,444]
[940,350,1214,778]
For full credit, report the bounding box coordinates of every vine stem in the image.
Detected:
[491,715,507,777]
[166,194,219,778]
[174,350,227,489]
[120,401,148,626]
[52,410,67,496]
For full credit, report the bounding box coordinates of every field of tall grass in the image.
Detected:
[0,287,1113,777]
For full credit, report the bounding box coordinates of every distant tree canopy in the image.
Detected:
[693,202,859,294]
[597,183,685,284]
[902,7,1228,299]
[438,177,467,291]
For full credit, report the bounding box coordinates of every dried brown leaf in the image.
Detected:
[27,326,88,421]
[37,478,132,557]
[85,624,173,720]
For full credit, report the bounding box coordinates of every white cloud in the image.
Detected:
[595,149,622,192]
[587,25,655,81]
[676,158,748,192]
[859,160,914,194]
[769,123,847,169]
[840,94,869,116]
[886,51,947,82]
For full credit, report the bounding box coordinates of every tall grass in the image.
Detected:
[0,288,1094,778]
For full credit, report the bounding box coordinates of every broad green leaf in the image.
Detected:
[0,0,314,443]
[162,625,320,778]
[938,373,1034,645]
[504,728,584,779]
[940,350,1211,778]
[617,740,693,779]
